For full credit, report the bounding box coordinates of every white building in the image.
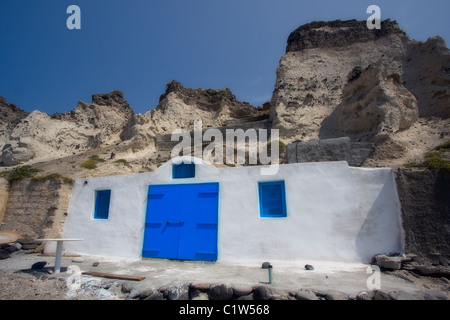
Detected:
[62,157,404,266]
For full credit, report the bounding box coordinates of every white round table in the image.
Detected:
[34,238,84,273]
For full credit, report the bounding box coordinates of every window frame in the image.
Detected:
[93,189,111,220]
[172,162,196,179]
[258,181,287,218]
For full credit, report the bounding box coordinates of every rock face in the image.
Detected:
[0,19,448,171]
[0,97,30,165]
[286,20,406,52]
[0,82,260,167]
[395,169,450,262]
[0,96,29,142]
[286,137,373,166]
[271,19,449,167]
[119,80,260,154]
[0,178,72,241]
[1,91,134,166]
[320,63,419,144]
[134,80,258,136]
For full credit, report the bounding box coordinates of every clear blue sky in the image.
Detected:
[1,0,449,114]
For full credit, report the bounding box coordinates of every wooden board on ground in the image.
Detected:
[82,271,145,281]
[37,254,81,257]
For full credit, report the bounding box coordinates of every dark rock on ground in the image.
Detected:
[4,245,18,253]
[388,291,422,300]
[423,290,448,300]
[208,283,233,300]
[190,290,209,300]
[31,261,47,270]
[190,282,210,291]
[0,249,10,260]
[168,284,189,300]
[373,290,390,300]
[253,286,286,300]
[139,288,157,300]
[232,285,253,297]
[295,289,320,300]
[375,255,404,270]
[144,291,164,300]
[325,290,348,300]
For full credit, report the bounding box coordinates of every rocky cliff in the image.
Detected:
[0,18,449,268]
[0,81,261,174]
[272,19,449,167]
[0,19,449,173]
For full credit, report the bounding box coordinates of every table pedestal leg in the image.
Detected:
[54,241,63,273]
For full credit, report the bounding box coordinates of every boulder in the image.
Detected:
[423,290,448,300]
[128,289,141,300]
[168,284,189,300]
[373,290,390,300]
[295,289,320,300]
[190,282,210,291]
[31,261,47,270]
[121,283,132,294]
[252,286,284,300]
[208,283,234,300]
[325,290,348,300]
[356,291,374,300]
[375,255,404,270]
[1,143,35,166]
[0,249,10,259]
[4,245,18,253]
[233,285,253,297]
[190,290,209,300]
[388,291,422,300]
[144,291,164,300]
[139,288,157,300]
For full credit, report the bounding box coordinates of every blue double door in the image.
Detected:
[142,183,219,261]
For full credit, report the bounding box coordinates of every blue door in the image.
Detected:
[142,183,219,261]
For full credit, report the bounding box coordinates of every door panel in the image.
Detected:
[142,183,219,261]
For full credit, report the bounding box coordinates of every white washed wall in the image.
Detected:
[63,157,404,264]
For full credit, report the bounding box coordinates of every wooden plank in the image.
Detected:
[82,271,145,281]
[37,254,81,257]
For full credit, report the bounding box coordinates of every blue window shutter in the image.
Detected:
[94,190,111,219]
[259,181,287,218]
[172,163,195,179]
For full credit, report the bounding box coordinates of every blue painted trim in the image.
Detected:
[258,181,287,218]
[94,190,111,220]
[142,182,219,261]
[172,162,196,179]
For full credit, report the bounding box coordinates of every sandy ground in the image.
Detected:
[0,251,448,300]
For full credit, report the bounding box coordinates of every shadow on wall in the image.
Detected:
[355,178,404,262]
